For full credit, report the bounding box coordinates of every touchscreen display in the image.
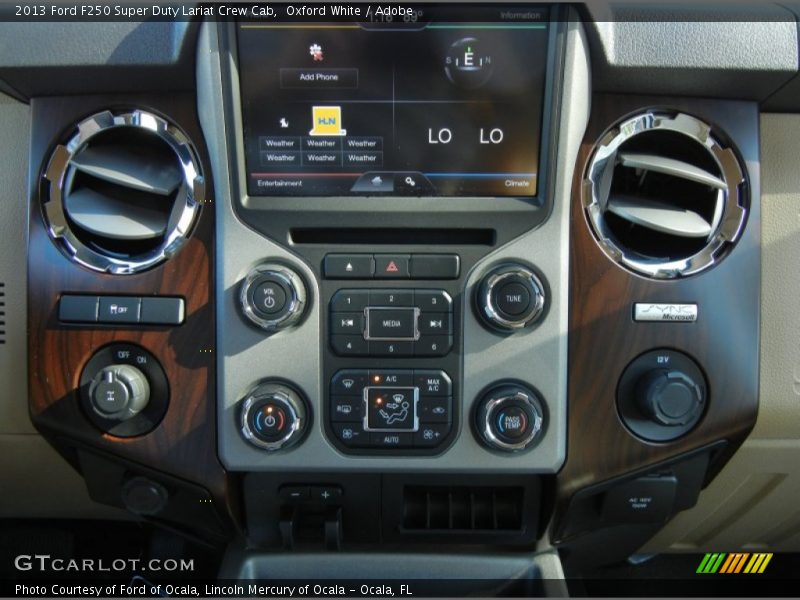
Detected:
[237,7,550,197]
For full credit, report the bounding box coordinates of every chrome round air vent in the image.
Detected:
[583,111,747,279]
[43,110,204,274]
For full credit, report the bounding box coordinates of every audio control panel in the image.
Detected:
[330,289,453,357]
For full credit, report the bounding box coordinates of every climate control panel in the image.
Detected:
[328,369,454,453]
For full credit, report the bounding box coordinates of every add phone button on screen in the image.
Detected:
[280,68,359,89]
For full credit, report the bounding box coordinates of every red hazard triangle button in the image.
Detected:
[375,255,408,278]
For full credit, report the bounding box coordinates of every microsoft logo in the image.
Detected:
[697,553,773,574]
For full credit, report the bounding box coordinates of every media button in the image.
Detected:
[366,307,417,340]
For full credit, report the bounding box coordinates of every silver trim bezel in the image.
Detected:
[583,111,747,279]
[43,109,204,275]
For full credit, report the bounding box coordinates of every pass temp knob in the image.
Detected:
[88,364,150,421]
[475,384,545,452]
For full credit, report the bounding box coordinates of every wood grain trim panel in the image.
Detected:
[557,94,761,508]
[26,95,232,526]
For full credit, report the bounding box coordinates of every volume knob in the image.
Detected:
[240,264,307,332]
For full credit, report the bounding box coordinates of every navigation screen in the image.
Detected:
[237,7,551,197]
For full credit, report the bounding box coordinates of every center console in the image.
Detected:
[202,5,577,477]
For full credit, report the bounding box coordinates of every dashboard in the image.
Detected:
[1,1,799,594]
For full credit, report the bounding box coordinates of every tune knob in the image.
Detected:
[240,264,307,331]
[475,384,545,452]
[476,264,546,332]
[88,364,150,421]
[636,369,705,427]
[240,382,308,451]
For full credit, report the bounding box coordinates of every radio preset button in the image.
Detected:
[414,336,452,357]
[414,290,452,312]
[331,289,370,312]
[369,289,413,306]
[330,335,369,356]
[369,341,413,356]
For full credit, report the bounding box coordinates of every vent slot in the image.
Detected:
[0,282,5,344]
[402,485,524,532]
[43,110,204,275]
[584,112,747,279]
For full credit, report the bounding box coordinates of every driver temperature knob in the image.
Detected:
[240,382,308,451]
[88,364,150,421]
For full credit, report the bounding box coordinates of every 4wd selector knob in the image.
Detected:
[240,382,308,451]
[475,384,545,452]
[241,264,307,332]
[88,364,150,421]
[476,265,546,332]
